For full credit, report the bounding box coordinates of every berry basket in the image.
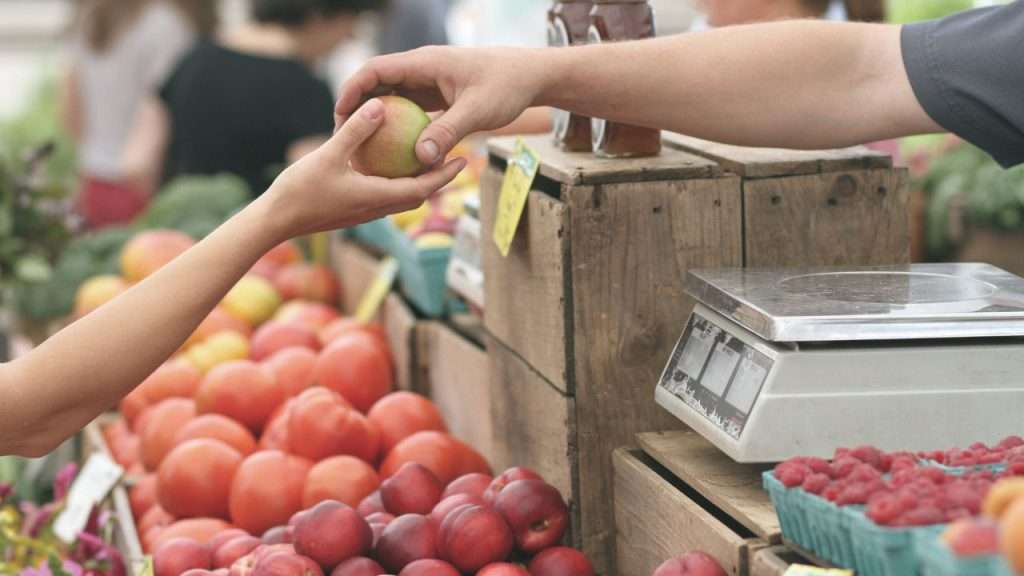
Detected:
[914,526,1015,576]
[918,459,1008,476]
[348,219,396,254]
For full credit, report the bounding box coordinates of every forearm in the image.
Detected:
[539,21,939,149]
[0,195,284,456]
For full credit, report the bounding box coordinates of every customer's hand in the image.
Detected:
[264,98,467,239]
[335,46,546,167]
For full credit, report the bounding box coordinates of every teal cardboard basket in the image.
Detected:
[915,526,1014,576]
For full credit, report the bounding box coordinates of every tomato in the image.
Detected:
[303,455,381,509]
[261,347,317,398]
[175,414,257,456]
[140,398,196,471]
[379,431,463,484]
[158,439,243,519]
[196,361,284,434]
[229,451,312,535]
[367,392,447,455]
[287,387,379,463]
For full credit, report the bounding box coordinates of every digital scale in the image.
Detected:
[655,263,1024,463]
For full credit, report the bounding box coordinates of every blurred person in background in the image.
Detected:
[61,0,217,229]
[693,0,884,29]
[377,0,449,54]
[122,0,383,200]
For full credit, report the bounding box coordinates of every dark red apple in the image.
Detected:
[214,537,263,569]
[329,557,386,576]
[442,473,494,501]
[429,493,484,528]
[438,505,513,573]
[374,514,438,573]
[293,500,373,570]
[368,522,387,549]
[155,538,212,576]
[252,551,324,576]
[653,552,727,576]
[493,480,568,553]
[262,526,293,545]
[357,491,386,517]
[363,512,395,526]
[380,463,444,516]
[230,545,295,576]
[483,467,543,504]
[529,547,595,576]
[210,530,252,556]
[477,563,531,576]
[397,559,460,576]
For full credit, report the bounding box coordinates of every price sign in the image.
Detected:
[54,453,123,543]
[492,139,540,257]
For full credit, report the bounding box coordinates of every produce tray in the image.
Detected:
[918,460,1007,475]
[764,472,939,576]
[348,220,395,254]
[914,526,1014,576]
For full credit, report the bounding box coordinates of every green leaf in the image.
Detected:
[15,256,53,283]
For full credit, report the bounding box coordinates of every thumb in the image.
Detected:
[328,98,385,158]
[415,99,482,166]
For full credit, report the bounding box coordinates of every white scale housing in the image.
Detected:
[655,263,1024,463]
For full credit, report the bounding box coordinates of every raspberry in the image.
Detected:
[836,482,870,506]
[899,505,945,526]
[998,436,1024,450]
[822,483,843,502]
[833,447,851,461]
[969,442,990,452]
[776,463,809,488]
[851,446,884,470]
[803,457,832,476]
[849,464,883,483]
[979,452,1004,465]
[944,507,971,522]
[866,495,903,526]
[1006,462,1024,477]
[918,467,948,485]
[892,469,917,486]
[801,473,831,495]
[831,457,861,479]
[889,457,917,473]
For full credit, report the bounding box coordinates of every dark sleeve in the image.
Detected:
[285,77,336,142]
[901,1,1024,168]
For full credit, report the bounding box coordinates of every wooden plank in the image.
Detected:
[567,175,744,572]
[614,448,759,576]
[637,431,780,542]
[480,166,571,393]
[664,132,892,179]
[744,168,911,267]
[423,322,494,463]
[488,135,720,186]
[486,334,575,524]
[751,546,805,576]
[382,292,417,392]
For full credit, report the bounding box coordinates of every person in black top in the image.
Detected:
[122,0,383,197]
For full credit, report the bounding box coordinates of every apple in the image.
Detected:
[155,538,212,576]
[397,559,459,576]
[357,491,386,517]
[381,463,443,516]
[214,537,263,569]
[529,547,595,576]
[329,557,385,576]
[483,467,543,505]
[477,563,531,576]
[493,480,568,553]
[262,526,293,545]
[351,96,430,179]
[374,514,438,573]
[250,321,320,361]
[209,529,251,555]
[653,552,728,576]
[442,473,493,501]
[430,493,484,528]
[438,505,513,573]
[293,500,373,570]
[252,551,323,576]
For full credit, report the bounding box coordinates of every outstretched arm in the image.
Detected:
[0,99,466,457]
[336,20,941,165]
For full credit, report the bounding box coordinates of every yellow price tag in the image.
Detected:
[139,556,154,576]
[492,139,540,257]
[354,257,398,323]
[784,565,854,576]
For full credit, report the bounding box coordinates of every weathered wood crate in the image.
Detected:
[480,134,908,574]
[329,234,421,392]
[614,431,781,576]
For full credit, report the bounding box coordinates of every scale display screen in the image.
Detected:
[658,313,773,439]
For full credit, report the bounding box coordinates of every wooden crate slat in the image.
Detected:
[488,135,720,185]
[481,171,571,393]
[330,235,380,318]
[637,431,781,542]
[382,292,417,392]
[664,132,892,179]
[743,168,910,267]
[614,448,759,576]
[751,546,805,576]
[567,175,744,570]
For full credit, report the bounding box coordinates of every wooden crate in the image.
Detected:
[480,134,910,574]
[614,431,783,576]
[418,319,494,464]
[329,234,421,392]
[750,546,806,576]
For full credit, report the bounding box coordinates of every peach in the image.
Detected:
[252,551,323,576]
[214,536,263,569]
[251,321,320,362]
[493,480,568,553]
[364,512,394,526]
[287,387,378,462]
[351,96,430,179]
[188,307,253,349]
[141,398,196,470]
[374,514,438,573]
[275,301,340,331]
[397,559,459,576]
[438,505,513,573]
[366,392,447,455]
[1001,497,1024,571]
[263,348,318,399]
[209,529,252,556]
[477,563,531,576]
[381,463,443,516]
[483,467,543,505]
[442,473,493,501]
[223,276,282,326]
[154,538,211,576]
[273,264,340,305]
[303,456,380,509]
[140,360,202,404]
[74,275,127,317]
[197,361,284,434]
[529,547,595,576]
[121,230,195,283]
[293,501,373,570]
[329,557,385,576]
[430,494,484,528]
[653,552,728,576]
[314,333,393,413]
[157,439,242,519]
[176,414,258,457]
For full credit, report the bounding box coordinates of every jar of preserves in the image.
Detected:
[548,0,595,152]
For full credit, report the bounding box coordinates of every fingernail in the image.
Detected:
[420,140,440,164]
[362,99,384,120]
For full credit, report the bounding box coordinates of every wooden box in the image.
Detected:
[480,134,909,574]
[329,234,421,392]
[613,431,782,576]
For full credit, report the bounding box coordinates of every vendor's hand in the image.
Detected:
[335,46,546,167]
[264,98,467,239]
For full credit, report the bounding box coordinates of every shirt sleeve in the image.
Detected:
[901,1,1024,168]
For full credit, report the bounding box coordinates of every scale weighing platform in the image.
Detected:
[655,263,1024,463]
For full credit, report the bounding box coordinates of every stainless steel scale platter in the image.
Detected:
[655,263,1024,462]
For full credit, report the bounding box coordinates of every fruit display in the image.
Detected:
[652,552,726,576]
[765,438,1024,575]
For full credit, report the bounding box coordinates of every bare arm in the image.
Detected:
[121,96,170,196]
[0,99,466,457]
[336,21,942,165]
